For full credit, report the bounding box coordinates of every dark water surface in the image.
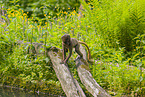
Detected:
[0,86,62,97]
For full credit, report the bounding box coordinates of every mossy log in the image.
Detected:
[47,47,86,97]
[16,41,111,97]
[75,45,111,97]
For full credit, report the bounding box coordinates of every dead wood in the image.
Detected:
[75,45,111,97]
[15,41,111,97]
[47,47,86,97]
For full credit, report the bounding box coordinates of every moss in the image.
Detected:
[2,76,65,96]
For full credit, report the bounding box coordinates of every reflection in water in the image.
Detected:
[0,87,63,97]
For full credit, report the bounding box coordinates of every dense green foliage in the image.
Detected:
[0,0,145,96]
[1,0,80,18]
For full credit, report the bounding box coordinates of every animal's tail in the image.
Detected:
[78,41,91,60]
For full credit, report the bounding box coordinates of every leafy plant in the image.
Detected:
[0,0,145,96]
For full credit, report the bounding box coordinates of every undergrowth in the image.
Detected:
[0,0,145,96]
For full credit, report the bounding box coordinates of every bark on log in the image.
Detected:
[16,41,111,97]
[47,47,86,97]
[75,45,111,97]
[16,41,85,96]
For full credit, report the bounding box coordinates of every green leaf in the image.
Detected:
[133,53,139,59]
[142,40,145,44]
[139,76,143,82]
[143,46,145,50]
[31,72,36,78]
[136,40,140,44]
[39,72,43,79]
[0,16,7,21]
[138,62,142,67]
[141,34,145,37]
[44,57,50,63]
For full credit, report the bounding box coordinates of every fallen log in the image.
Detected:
[47,47,86,97]
[15,41,111,97]
[75,45,111,97]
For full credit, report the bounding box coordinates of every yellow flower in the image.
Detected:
[21,10,24,13]
[8,15,11,17]
[40,22,42,25]
[73,10,76,13]
[15,13,18,16]
[68,8,70,9]
[21,16,24,20]
[77,14,80,17]
[15,10,18,13]
[44,14,46,17]
[23,13,27,16]
[12,13,15,17]
[64,11,67,14]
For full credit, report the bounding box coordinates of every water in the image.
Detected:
[0,86,63,97]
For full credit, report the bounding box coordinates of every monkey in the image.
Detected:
[60,34,91,64]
